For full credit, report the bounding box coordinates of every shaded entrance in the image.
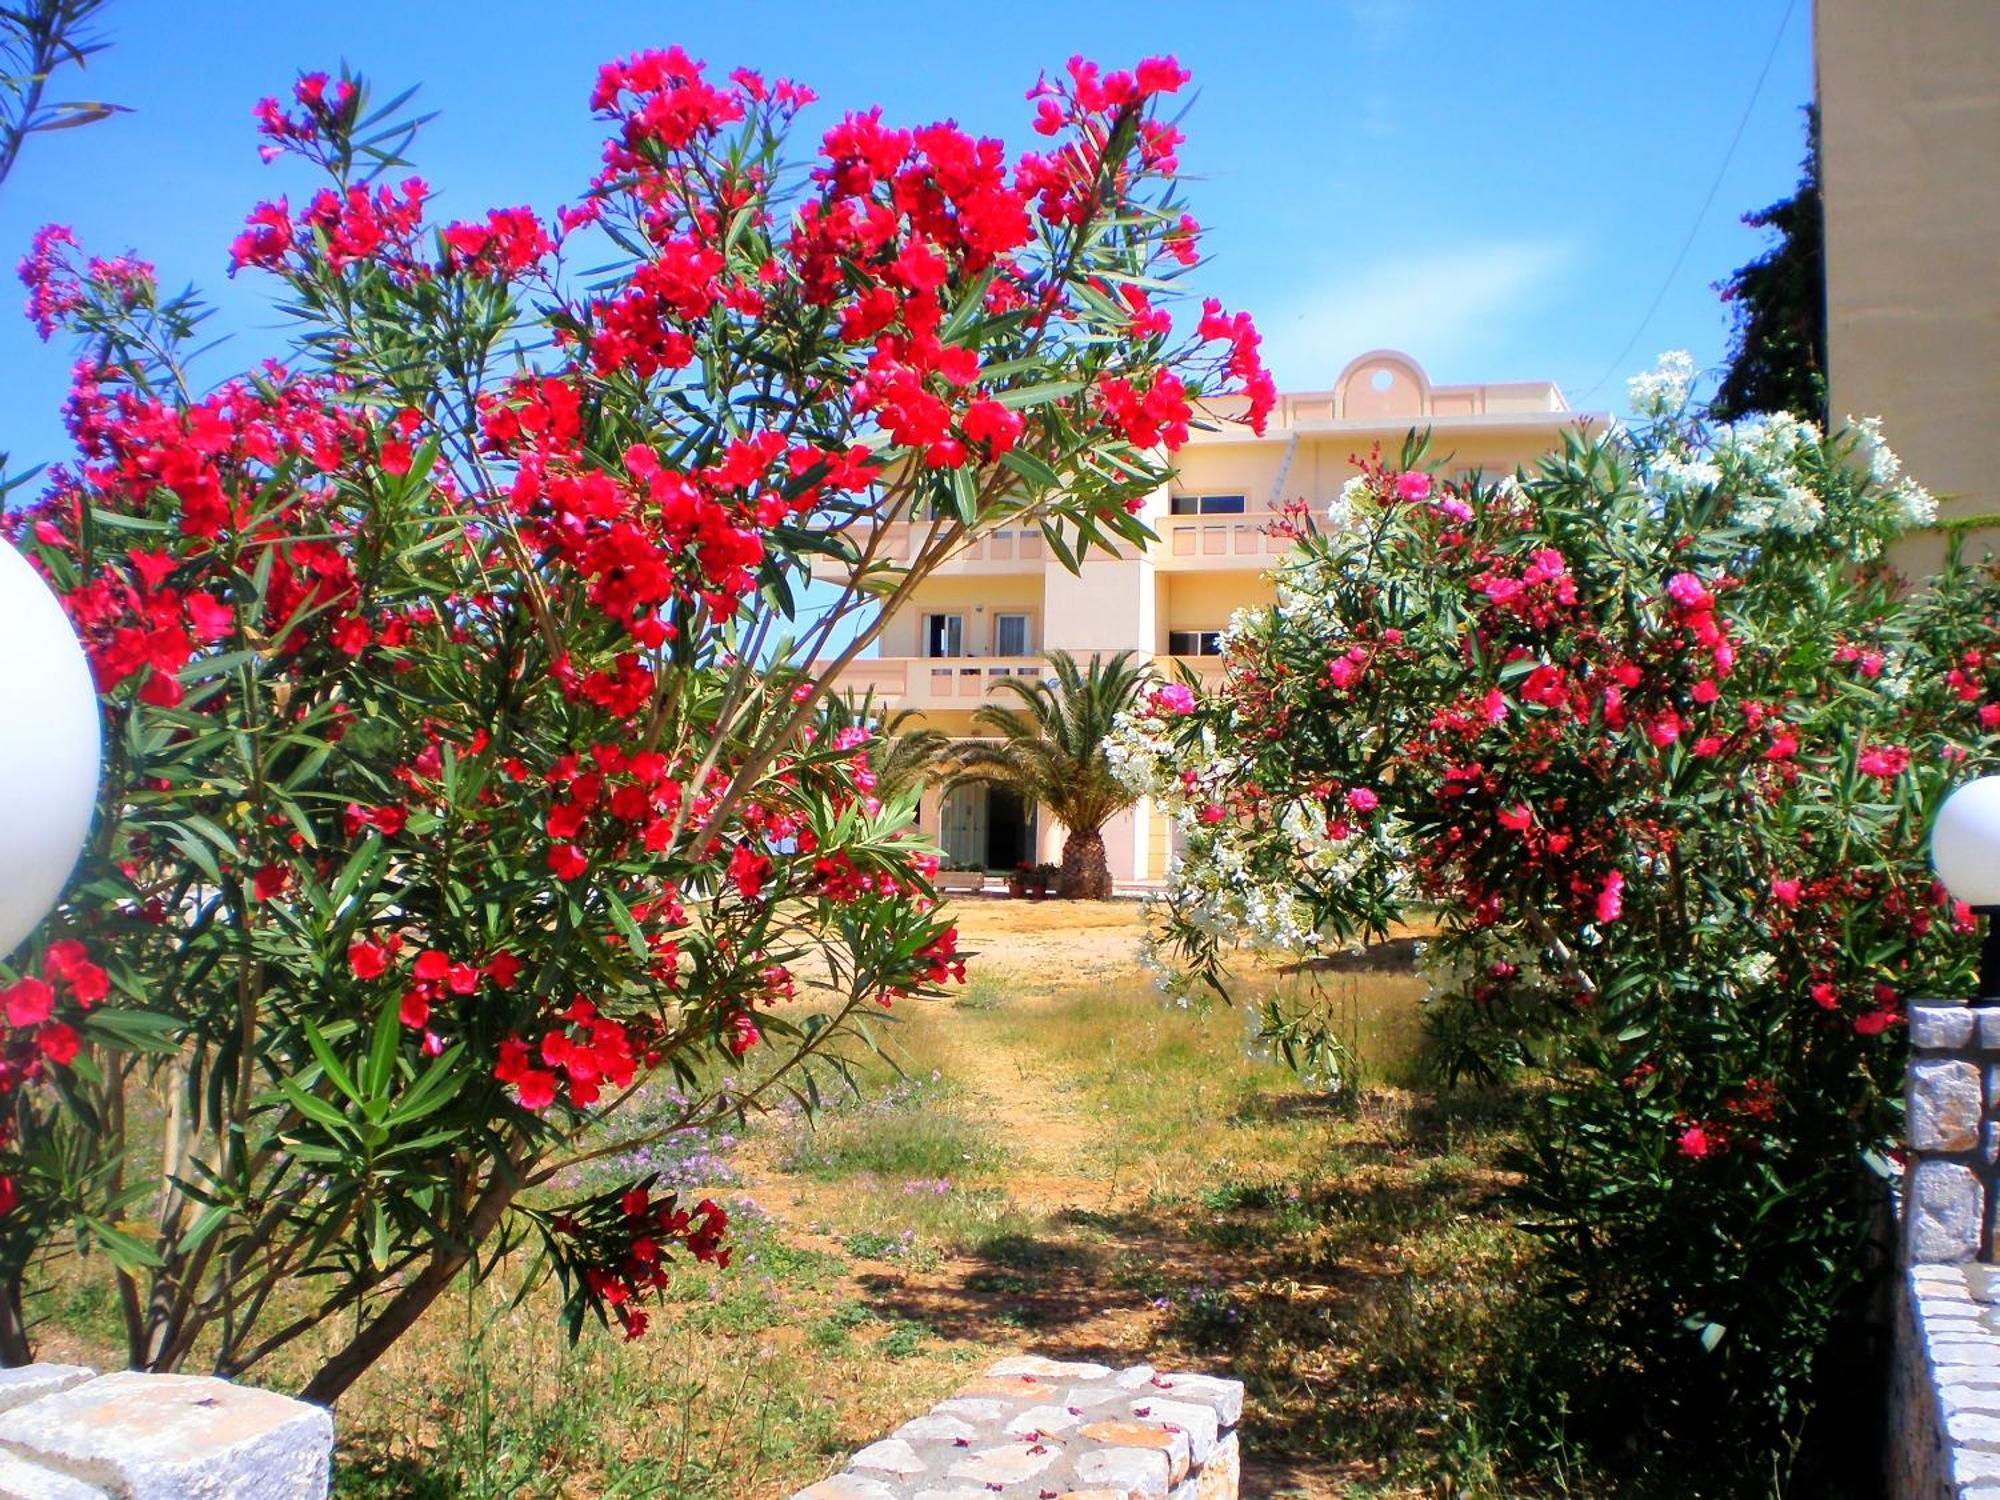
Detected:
[940,781,1037,871]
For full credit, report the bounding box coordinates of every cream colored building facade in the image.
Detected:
[823,350,1595,887]
[1818,0,2000,576]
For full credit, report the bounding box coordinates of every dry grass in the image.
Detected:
[26,899,1541,1499]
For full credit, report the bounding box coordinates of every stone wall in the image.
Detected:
[791,1356,1243,1499]
[0,1364,330,1498]
[1895,1001,2000,1499]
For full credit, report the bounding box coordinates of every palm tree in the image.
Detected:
[955,650,1149,900]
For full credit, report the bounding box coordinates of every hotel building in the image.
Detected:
[818,349,1599,888]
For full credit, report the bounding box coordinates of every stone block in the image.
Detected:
[1005,1402,1082,1436]
[945,1442,1060,1486]
[1950,1408,2000,1448]
[1908,1160,1985,1262]
[1979,1007,2000,1049]
[1063,1385,1130,1411]
[1195,1431,1240,1497]
[1131,1397,1220,1465]
[0,1448,106,1500]
[931,1397,1008,1423]
[1075,1445,1171,1496]
[848,1437,927,1476]
[957,1373,1047,1400]
[1960,1446,2000,1483]
[1916,1263,1977,1291]
[0,1371,331,1499]
[1911,1059,1983,1151]
[794,1478,900,1500]
[1912,1001,1978,1050]
[1946,1383,2000,1416]
[1152,1374,1246,1428]
[896,1412,979,1444]
[988,1355,1113,1380]
[1079,1421,1190,1483]
[0,1366,93,1416]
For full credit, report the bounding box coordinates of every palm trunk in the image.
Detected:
[1058,828,1113,900]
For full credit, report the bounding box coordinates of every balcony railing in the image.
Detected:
[820,523,1048,572]
[1155,515,1292,568]
[814,656,1049,709]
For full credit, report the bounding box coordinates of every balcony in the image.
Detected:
[807,523,1047,578]
[1152,515,1295,570]
[813,656,1048,710]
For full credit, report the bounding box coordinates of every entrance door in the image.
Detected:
[986,786,1030,869]
[939,783,987,868]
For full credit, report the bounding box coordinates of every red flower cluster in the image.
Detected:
[495,997,638,1112]
[567,1185,730,1341]
[0,941,110,1213]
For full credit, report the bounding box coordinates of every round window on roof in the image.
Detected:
[1369,368,1395,392]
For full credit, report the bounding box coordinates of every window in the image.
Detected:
[922,613,964,659]
[1169,493,1247,516]
[1167,630,1225,657]
[994,613,1031,657]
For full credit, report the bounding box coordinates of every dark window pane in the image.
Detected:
[1201,494,1246,515]
[1170,494,1199,515]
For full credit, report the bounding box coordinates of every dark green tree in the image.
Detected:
[1711,106,1826,425]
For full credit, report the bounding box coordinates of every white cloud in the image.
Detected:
[1256,239,1581,389]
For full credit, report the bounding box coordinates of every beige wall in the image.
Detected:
[1042,553,1155,655]
[1819,0,2000,571]
[1160,573,1276,649]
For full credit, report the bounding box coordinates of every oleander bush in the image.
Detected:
[0,47,1269,1400]
[1118,354,2000,1492]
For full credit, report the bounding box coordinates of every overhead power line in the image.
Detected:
[1574,0,1800,406]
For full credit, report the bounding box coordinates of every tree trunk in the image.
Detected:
[0,1275,32,1366]
[1058,828,1113,900]
[297,1171,519,1406]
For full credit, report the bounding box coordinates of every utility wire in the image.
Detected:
[1574,0,1799,406]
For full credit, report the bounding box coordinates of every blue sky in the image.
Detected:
[1,0,1812,475]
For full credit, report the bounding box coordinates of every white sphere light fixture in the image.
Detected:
[1933,776,2000,1001]
[0,539,101,958]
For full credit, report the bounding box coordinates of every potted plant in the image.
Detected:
[1030,862,1060,899]
[1007,862,1031,899]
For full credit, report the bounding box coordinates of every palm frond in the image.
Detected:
[958,650,1150,834]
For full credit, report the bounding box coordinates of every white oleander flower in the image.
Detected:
[1628,351,1697,419]
[1327,473,1370,530]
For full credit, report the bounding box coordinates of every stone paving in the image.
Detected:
[790,1355,1244,1500]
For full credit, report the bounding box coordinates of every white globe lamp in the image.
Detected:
[0,538,101,958]
[1933,776,2000,1001]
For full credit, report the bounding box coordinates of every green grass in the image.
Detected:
[34,916,1545,1499]
[774,1073,997,1182]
